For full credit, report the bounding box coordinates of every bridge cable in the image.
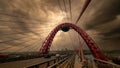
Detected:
[25,38,43,52]
[0,31,48,43]
[0,31,44,51]
[63,0,69,21]
[30,43,41,52]
[57,0,64,14]
[68,0,72,22]
[0,12,44,23]
[0,40,33,51]
[0,37,40,51]
[68,32,76,50]
[14,38,42,52]
[75,0,91,24]
[78,35,85,61]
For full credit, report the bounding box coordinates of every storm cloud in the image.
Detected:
[0,0,120,52]
[82,0,120,50]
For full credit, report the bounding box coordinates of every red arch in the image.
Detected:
[39,23,108,61]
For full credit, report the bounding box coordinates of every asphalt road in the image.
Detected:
[0,57,55,68]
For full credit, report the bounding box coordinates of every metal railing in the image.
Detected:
[47,56,69,68]
[25,55,68,68]
[48,55,75,68]
[94,58,120,68]
[59,55,75,68]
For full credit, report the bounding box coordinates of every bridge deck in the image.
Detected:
[0,55,120,68]
[74,55,98,68]
[0,57,55,68]
[74,55,82,68]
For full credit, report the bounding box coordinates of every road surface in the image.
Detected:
[0,57,55,68]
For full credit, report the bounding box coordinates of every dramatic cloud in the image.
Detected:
[0,0,120,52]
[82,0,120,50]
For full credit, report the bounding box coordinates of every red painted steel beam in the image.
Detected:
[39,23,108,61]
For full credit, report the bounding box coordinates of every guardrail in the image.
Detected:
[59,55,75,68]
[25,55,69,68]
[0,55,43,63]
[48,55,75,68]
[94,58,120,68]
[47,56,69,68]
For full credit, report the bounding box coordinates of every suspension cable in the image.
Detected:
[78,34,85,62]
[75,0,91,24]
[63,0,67,14]
[24,40,41,51]
[30,43,41,52]
[57,0,64,13]
[68,32,76,50]
[63,0,69,21]
[0,39,32,51]
[0,35,36,43]
[0,12,44,23]
[0,31,48,43]
[68,0,72,21]
[0,37,40,51]
[16,38,42,52]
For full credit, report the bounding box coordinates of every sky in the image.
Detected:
[0,0,120,52]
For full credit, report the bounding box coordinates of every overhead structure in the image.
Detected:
[39,23,108,61]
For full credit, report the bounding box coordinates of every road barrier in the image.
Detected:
[94,58,120,68]
[25,55,70,68]
[48,55,75,68]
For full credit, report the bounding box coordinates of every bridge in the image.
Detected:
[0,0,120,68]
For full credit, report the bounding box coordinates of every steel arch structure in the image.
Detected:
[39,23,108,61]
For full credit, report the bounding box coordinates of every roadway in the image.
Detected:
[74,55,82,68]
[1,54,119,68]
[0,56,56,68]
[74,55,97,68]
[0,55,91,68]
